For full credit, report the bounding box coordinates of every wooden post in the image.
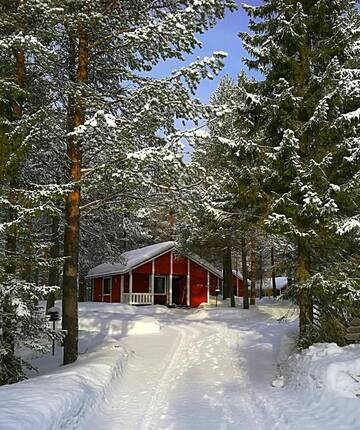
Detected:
[129,271,133,304]
[151,260,155,305]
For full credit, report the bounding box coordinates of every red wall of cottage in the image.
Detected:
[93,278,102,302]
[132,273,149,293]
[155,252,171,274]
[190,260,208,308]
[173,254,187,276]
[133,261,152,274]
[124,273,129,293]
[112,275,121,302]
[238,278,244,296]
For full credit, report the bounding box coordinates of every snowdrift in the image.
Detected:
[0,342,130,430]
[289,343,360,399]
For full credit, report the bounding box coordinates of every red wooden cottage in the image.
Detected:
[87,241,244,308]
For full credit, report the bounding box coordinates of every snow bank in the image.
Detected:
[0,342,130,430]
[0,302,166,429]
[289,343,360,399]
[275,343,360,429]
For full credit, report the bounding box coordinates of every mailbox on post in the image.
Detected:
[47,307,60,356]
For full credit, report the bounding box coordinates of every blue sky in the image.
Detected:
[151,0,262,103]
[151,0,359,104]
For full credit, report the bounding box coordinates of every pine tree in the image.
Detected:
[44,0,237,364]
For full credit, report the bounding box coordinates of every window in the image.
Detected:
[103,278,111,295]
[154,276,166,294]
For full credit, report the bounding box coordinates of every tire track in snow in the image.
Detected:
[139,324,195,430]
[76,326,185,430]
[149,321,242,429]
[206,323,271,430]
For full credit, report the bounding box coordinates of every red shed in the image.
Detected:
[86,242,244,308]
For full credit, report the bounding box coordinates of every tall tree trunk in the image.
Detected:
[47,216,60,311]
[62,27,88,365]
[223,246,235,306]
[241,237,249,309]
[297,238,313,338]
[250,234,257,305]
[22,222,33,282]
[259,251,263,299]
[271,245,277,298]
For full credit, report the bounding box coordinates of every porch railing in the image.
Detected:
[122,293,153,305]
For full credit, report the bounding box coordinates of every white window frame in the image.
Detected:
[154,275,167,295]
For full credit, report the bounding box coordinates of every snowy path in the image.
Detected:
[77,304,297,430]
[2,301,360,430]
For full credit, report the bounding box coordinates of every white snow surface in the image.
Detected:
[1,301,360,429]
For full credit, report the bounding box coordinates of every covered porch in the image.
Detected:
[122,273,188,306]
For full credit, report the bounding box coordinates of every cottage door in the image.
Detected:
[172,277,187,306]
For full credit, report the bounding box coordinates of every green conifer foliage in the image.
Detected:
[240,0,360,340]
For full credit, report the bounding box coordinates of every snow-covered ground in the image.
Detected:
[1,300,360,430]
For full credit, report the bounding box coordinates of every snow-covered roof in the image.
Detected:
[232,270,243,280]
[256,277,288,290]
[86,242,223,279]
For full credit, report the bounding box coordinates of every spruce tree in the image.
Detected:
[240,0,360,339]
[187,72,270,308]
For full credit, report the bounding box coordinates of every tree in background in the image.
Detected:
[179,72,269,308]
